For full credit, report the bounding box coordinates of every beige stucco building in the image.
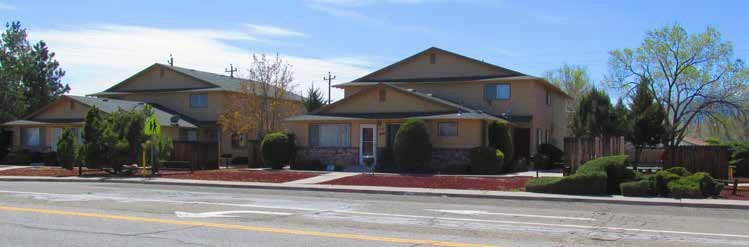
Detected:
[286,47,570,171]
[2,63,303,166]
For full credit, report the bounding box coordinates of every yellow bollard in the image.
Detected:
[728,165,735,181]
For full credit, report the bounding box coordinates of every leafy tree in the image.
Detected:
[56,128,78,170]
[608,24,748,149]
[610,99,632,137]
[394,119,432,172]
[572,88,615,137]
[544,64,592,132]
[303,84,325,112]
[0,21,68,121]
[627,78,667,170]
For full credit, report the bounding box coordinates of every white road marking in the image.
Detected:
[425,209,596,221]
[1,189,749,239]
[175,210,293,218]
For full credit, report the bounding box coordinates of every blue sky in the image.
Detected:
[1,0,748,100]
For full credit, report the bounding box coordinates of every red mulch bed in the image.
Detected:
[0,167,108,177]
[321,174,532,191]
[720,187,749,201]
[161,169,320,183]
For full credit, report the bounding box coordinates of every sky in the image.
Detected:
[1,0,748,101]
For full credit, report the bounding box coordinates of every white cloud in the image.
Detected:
[245,24,305,37]
[0,2,17,10]
[29,24,374,101]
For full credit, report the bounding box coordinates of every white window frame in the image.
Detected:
[359,124,377,165]
[311,124,351,147]
[23,128,41,147]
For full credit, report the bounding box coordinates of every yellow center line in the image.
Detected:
[0,205,501,247]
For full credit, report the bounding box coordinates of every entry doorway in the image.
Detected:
[359,124,377,166]
[513,128,531,162]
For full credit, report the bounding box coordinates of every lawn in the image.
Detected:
[321,174,532,191]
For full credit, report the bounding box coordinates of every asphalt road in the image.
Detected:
[0,182,747,246]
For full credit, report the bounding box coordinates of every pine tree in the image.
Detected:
[56,128,78,170]
[572,88,615,137]
[303,85,324,112]
[628,78,667,170]
[22,40,69,113]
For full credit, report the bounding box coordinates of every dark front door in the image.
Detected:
[513,128,531,161]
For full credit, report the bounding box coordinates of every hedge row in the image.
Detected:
[621,167,724,199]
[525,155,632,195]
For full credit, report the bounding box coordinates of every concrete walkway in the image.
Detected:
[284,172,360,184]
[0,166,24,172]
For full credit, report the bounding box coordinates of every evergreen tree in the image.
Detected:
[22,40,69,113]
[56,128,78,170]
[82,106,117,169]
[303,85,324,112]
[572,88,615,137]
[628,78,667,170]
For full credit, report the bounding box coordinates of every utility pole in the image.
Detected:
[323,72,336,104]
[225,64,237,78]
[167,54,174,66]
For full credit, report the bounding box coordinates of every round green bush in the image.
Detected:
[667,178,703,199]
[488,121,513,170]
[261,132,295,169]
[525,155,629,195]
[654,170,681,196]
[394,119,432,172]
[469,147,504,174]
[664,167,691,177]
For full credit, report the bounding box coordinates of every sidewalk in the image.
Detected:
[1,175,748,210]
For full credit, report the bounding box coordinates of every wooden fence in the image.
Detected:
[564,136,626,170]
[662,145,730,179]
[170,141,218,170]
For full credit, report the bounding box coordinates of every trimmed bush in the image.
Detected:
[394,119,432,172]
[667,178,702,199]
[664,167,691,177]
[654,170,681,196]
[525,155,629,195]
[536,144,564,169]
[261,132,295,169]
[620,178,656,197]
[469,147,504,175]
[682,172,724,198]
[727,141,749,177]
[488,121,513,170]
[376,147,398,173]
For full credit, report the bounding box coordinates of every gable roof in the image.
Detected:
[95,63,303,101]
[287,83,507,122]
[351,47,526,83]
[8,95,199,128]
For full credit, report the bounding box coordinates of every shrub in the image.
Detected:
[727,141,749,177]
[620,179,656,197]
[394,119,432,172]
[664,167,691,177]
[683,172,724,198]
[291,159,324,171]
[469,147,504,175]
[488,121,513,169]
[525,155,629,195]
[654,170,681,196]
[376,147,398,173]
[261,132,295,169]
[536,144,564,169]
[667,178,703,199]
[56,128,78,170]
[526,173,607,195]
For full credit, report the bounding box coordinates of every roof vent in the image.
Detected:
[170,115,181,125]
[426,93,433,97]
[407,88,414,92]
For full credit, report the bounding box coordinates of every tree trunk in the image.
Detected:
[633,147,641,172]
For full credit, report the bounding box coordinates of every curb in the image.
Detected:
[1,176,748,210]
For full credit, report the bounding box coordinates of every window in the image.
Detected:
[536,128,542,146]
[310,124,351,147]
[545,130,550,144]
[22,128,41,147]
[496,84,510,100]
[190,94,208,108]
[183,130,199,142]
[438,122,458,137]
[72,128,83,144]
[386,124,401,147]
[50,128,63,151]
[546,91,552,106]
[231,133,247,148]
